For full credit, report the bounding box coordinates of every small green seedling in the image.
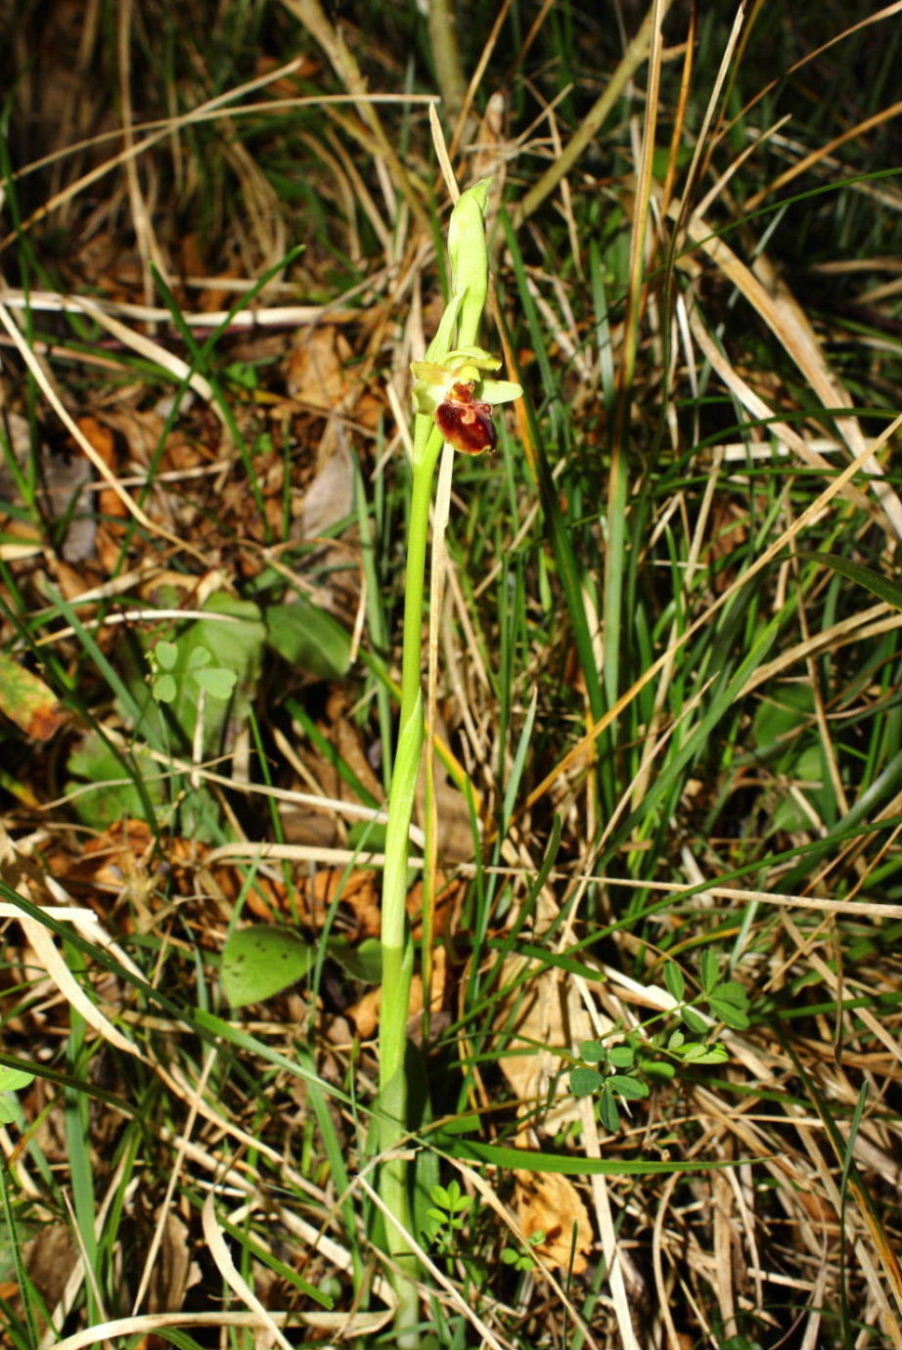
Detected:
[423,1179,473,1252]
[501,1231,546,1272]
[571,956,748,1130]
[570,1039,651,1133]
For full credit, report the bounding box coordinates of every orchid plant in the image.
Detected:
[376,178,520,1341]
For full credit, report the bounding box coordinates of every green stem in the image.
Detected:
[377,418,441,1337]
[375,180,506,1344]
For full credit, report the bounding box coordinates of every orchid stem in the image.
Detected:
[376,178,520,1344]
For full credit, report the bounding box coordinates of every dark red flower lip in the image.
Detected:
[434,382,497,455]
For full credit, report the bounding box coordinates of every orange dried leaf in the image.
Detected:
[514,1169,593,1273]
[287,326,353,411]
[73,416,126,520]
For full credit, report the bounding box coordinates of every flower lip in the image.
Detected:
[434,382,497,455]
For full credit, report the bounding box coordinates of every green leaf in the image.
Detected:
[707,979,750,1029]
[806,552,902,610]
[439,1181,471,1215]
[152,673,177,703]
[700,949,720,993]
[608,1074,650,1100]
[711,979,749,1008]
[681,1042,729,1065]
[430,1183,452,1210]
[607,1045,636,1069]
[753,684,815,760]
[221,926,316,1006]
[579,1039,604,1064]
[140,593,265,757]
[66,734,167,829]
[0,1066,35,1093]
[599,1088,621,1132]
[570,1066,604,1097]
[154,640,178,671]
[325,936,382,983]
[0,1099,19,1126]
[194,666,238,700]
[187,646,212,670]
[663,961,685,1003]
[265,598,352,680]
[0,1065,35,1124]
[640,1059,676,1080]
[438,1135,749,1176]
[682,1006,709,1035]
[709,995,751,1030]
[501,1247,525,1266]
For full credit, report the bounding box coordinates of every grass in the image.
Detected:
[0,2,899,1348]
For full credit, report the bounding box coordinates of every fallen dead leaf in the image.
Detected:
[495,953,601,1132]
[58,819,159,916]
[24,1223,79,1318]
[144,1209,200,1311]
[306,867,381,937]
[0,653,64,740]
[286,323,381,428]
[299,437,354,540]
[287,325,353,411]
[74,415,126,519]
[514,1168,593,1273]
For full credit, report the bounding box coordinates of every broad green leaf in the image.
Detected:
[66,734,167,829]
[0,1098,20,1126]
[753,684,814,760]
[137,593,265,759]
[430,1183,453,1210]
[711,979,749,1009]
[265,598,352,680]
[579,1039,604,1064]
[709,992,751,1030]
[640,1059,677,1079]
[0,1067,35,1092]
[221,926,316,1006]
